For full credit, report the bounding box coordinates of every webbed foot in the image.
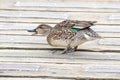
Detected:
[61,47,75,54]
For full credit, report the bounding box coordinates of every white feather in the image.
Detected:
[84,34,92,40]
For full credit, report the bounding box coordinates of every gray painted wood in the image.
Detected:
[86,66,120,73]
[0,63,120,79]
[0,40,120,51]
[0,78,68,80]
[0,49,120,60]
[1,11,120,24]
[0,35,120,46]
[0,11,68,19]
[15,2,120,9]
[0,64,40,71]
[0,35,47,44]
[109,14,120,20]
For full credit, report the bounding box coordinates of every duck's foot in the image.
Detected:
[51,46,78,54]
[61,47,75,54]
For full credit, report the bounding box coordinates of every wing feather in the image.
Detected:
[54,20,97,30]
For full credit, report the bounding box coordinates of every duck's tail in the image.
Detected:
[83,28,102,40]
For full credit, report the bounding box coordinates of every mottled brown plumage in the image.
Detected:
[54,20,97,30]
[28,20,101,54]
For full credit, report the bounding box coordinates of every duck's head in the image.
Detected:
[27,24,52,36]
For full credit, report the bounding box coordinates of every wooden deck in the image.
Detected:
[0,0,120,80]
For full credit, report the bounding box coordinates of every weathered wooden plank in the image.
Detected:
[0,30,32,35]
[1,30,120,38]
[0,0,120,4]
[86,66,120,73]
[0,0,119,7]
[0,38,120,51]
[1,0,120,13]
[15,2,120,9]
[98,33,120,38]
[0,23,120,32]
[0,18,61,24]
[1,17,120,25]
[0,78,68,80]
[0,35,48,44]
[0,63,40,71]
[0,41,120,51]
[1,7,120,13]
[13,0,120,3]
[0,57,120,65]
[0,35,120,46]
[109,14,120,20]
[99,38,120,46]
[1,10,120,24]
[0,56,120,64]
[0,11,68,19]
[0,63,120,73]
[0,50,120,61]
[0,63,119,79]
[0,22,120,37]
[0,23,41,30]
[0,71,119,79]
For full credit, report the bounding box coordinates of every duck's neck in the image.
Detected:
[43,27,53,36]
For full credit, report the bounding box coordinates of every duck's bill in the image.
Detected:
[27,29,36,32]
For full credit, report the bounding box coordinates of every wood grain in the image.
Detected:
[0,35,120,46]
[0,23,120,32]
[0,63,119,79]
[14,2,120,9]
[1,10,120,24]
[0,78,70,80]
[0,49,120,60]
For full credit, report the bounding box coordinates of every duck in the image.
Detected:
[28,20,101,54]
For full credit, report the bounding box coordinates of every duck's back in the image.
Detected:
[78,27,101,40]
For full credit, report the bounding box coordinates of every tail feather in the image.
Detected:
[87,28,101,38]
[83,28,102,40]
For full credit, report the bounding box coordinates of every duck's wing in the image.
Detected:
[54,20,97,30]
[54,20,75,29]
[69,20,97,29]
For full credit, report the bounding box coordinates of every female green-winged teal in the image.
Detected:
[28,20,101,54]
